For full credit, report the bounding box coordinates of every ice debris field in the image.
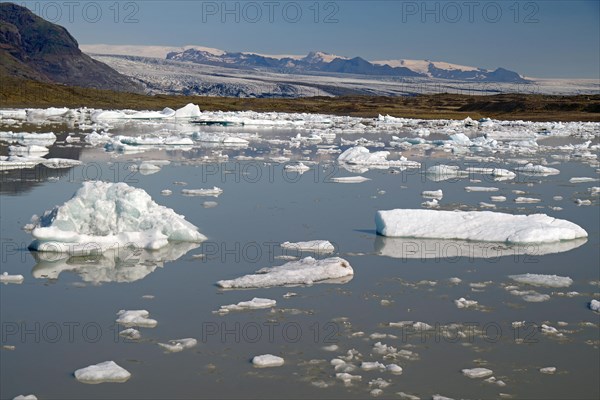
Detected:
[1,104,599,400]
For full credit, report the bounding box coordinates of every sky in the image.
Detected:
[18,0,600,78]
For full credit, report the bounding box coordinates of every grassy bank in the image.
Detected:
[1,75,599,121]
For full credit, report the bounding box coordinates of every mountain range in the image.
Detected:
[165,48,527,83]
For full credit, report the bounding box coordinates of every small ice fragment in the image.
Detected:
[514,197,541,203]
[158,338,197,353]
[509,273,573,288]
[454,298,478,308]
[284,163,310,173]
[119,328,141,340]
[465,186,499,192]
[590,299,600,312]
[330,176,371,183]
[74,361,131,384]
[361,361,386,371]
[462,367,493,378]
[569,177,597,183]
[491,196,507,202]
[0,272,24,284]
[252,354,284,367]
[575,199,592,206]
[422,190,443,199]
[540,367,556,374]
[216,298,276,314]
[479,202,496,209]
[12,395,37,400]
[386,364,403,374]
[322,344,339,352]
[216,257,353,289]
[449,277,462,284]
[421,199,439,208]
[335,372,362,385]
[396,392,419,400]
[182,187,223,197]
[283,292,297,298]
[160,189,172,196]
[281,240,335,254]
[115,310,157,328]
[202,201,218,208]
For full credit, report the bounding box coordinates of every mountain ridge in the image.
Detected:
[0,3,142,92]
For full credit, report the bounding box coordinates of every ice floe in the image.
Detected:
[119,328,141,340]
[422,190,443,199]
[375,209,587,243]
[0,272,24,284]
[158,338,198,353]
[182,187,223,197]
[514,164,560,175]
[454,297,479,309]
[116,310,157,328]
[28,181,206,254]
[338,146,419,170]
[540,367,556,374]
[216,257,353,288]
[215,298,276,314]
[590,299,600,312]
[280,240,335,254]
[462,367,493,378]
[330,176,371,183]
[252,354,284,367]
[509,273,572,288]
[74,361,131,384]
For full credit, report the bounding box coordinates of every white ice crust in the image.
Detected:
[375,209,587,243]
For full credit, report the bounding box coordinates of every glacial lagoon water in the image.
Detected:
[1,114,599,399]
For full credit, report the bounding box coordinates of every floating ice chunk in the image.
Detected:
[590,299,600,312]
[509,273,573,288]
[8,145,49,156]
[420,190,443,200]
[589,187,600,195]
[396,392,419,400]
[338,146,419,169]
[336,372,362,385]
[462,367,493,378]
[426,164,467,181]
[492,169,516,179]
[484,376,506,387]
[161,189,172,196]
[281,240,335,254]
[13,395,37,400]
[432,394,455,400]
[375,209,587,243]
[0,131,56,146]
[421,199,439,208]
[449,277,462,284]
[575,199,592,206]
[119,328,141,340]
[386,364,403,374]
[322,344,339,352]
[369,378,391,389]
[514,164,560,176]
[449,133,472,146]
[174,103,201,118]
[569,177,597,183]
[181,187,223,197]
[465,186,499,192]
[510,290,551,303]
[490,196,507,202]
[116,310,157,328]
[514,197,541,203]
[361,361,386,371]
[252,354,284,367]
[541,324,563,336]
[284,163,310,173]
[216,298,276,314]
[138,162,161,175]
[202,201,218,208]
[540,367,556,374]
[216,257,353,289]
[0,156,81,171]
[454,298,478,309]
[29,182,206,254]
[370,389,383,397]
[158,338,197,352]
[74,361,131,384]
[84,131,111,145]
[330,176,371,183]
[0,272,24,284]
[479,202,496,209]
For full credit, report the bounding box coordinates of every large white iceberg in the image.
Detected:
[375,209,587,243]
[28,181,206,255]
[216,257,354,288]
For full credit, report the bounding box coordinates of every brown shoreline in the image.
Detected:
[1,76,599,122]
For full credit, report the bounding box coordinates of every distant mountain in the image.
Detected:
[166,48,527,83]
[0,3,142,92]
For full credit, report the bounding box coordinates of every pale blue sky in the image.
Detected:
[19,0,600,78]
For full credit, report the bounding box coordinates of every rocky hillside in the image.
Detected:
[0,3,142,92]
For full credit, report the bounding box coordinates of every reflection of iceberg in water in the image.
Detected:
[31,242,199,283]
[374,236,587,260]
